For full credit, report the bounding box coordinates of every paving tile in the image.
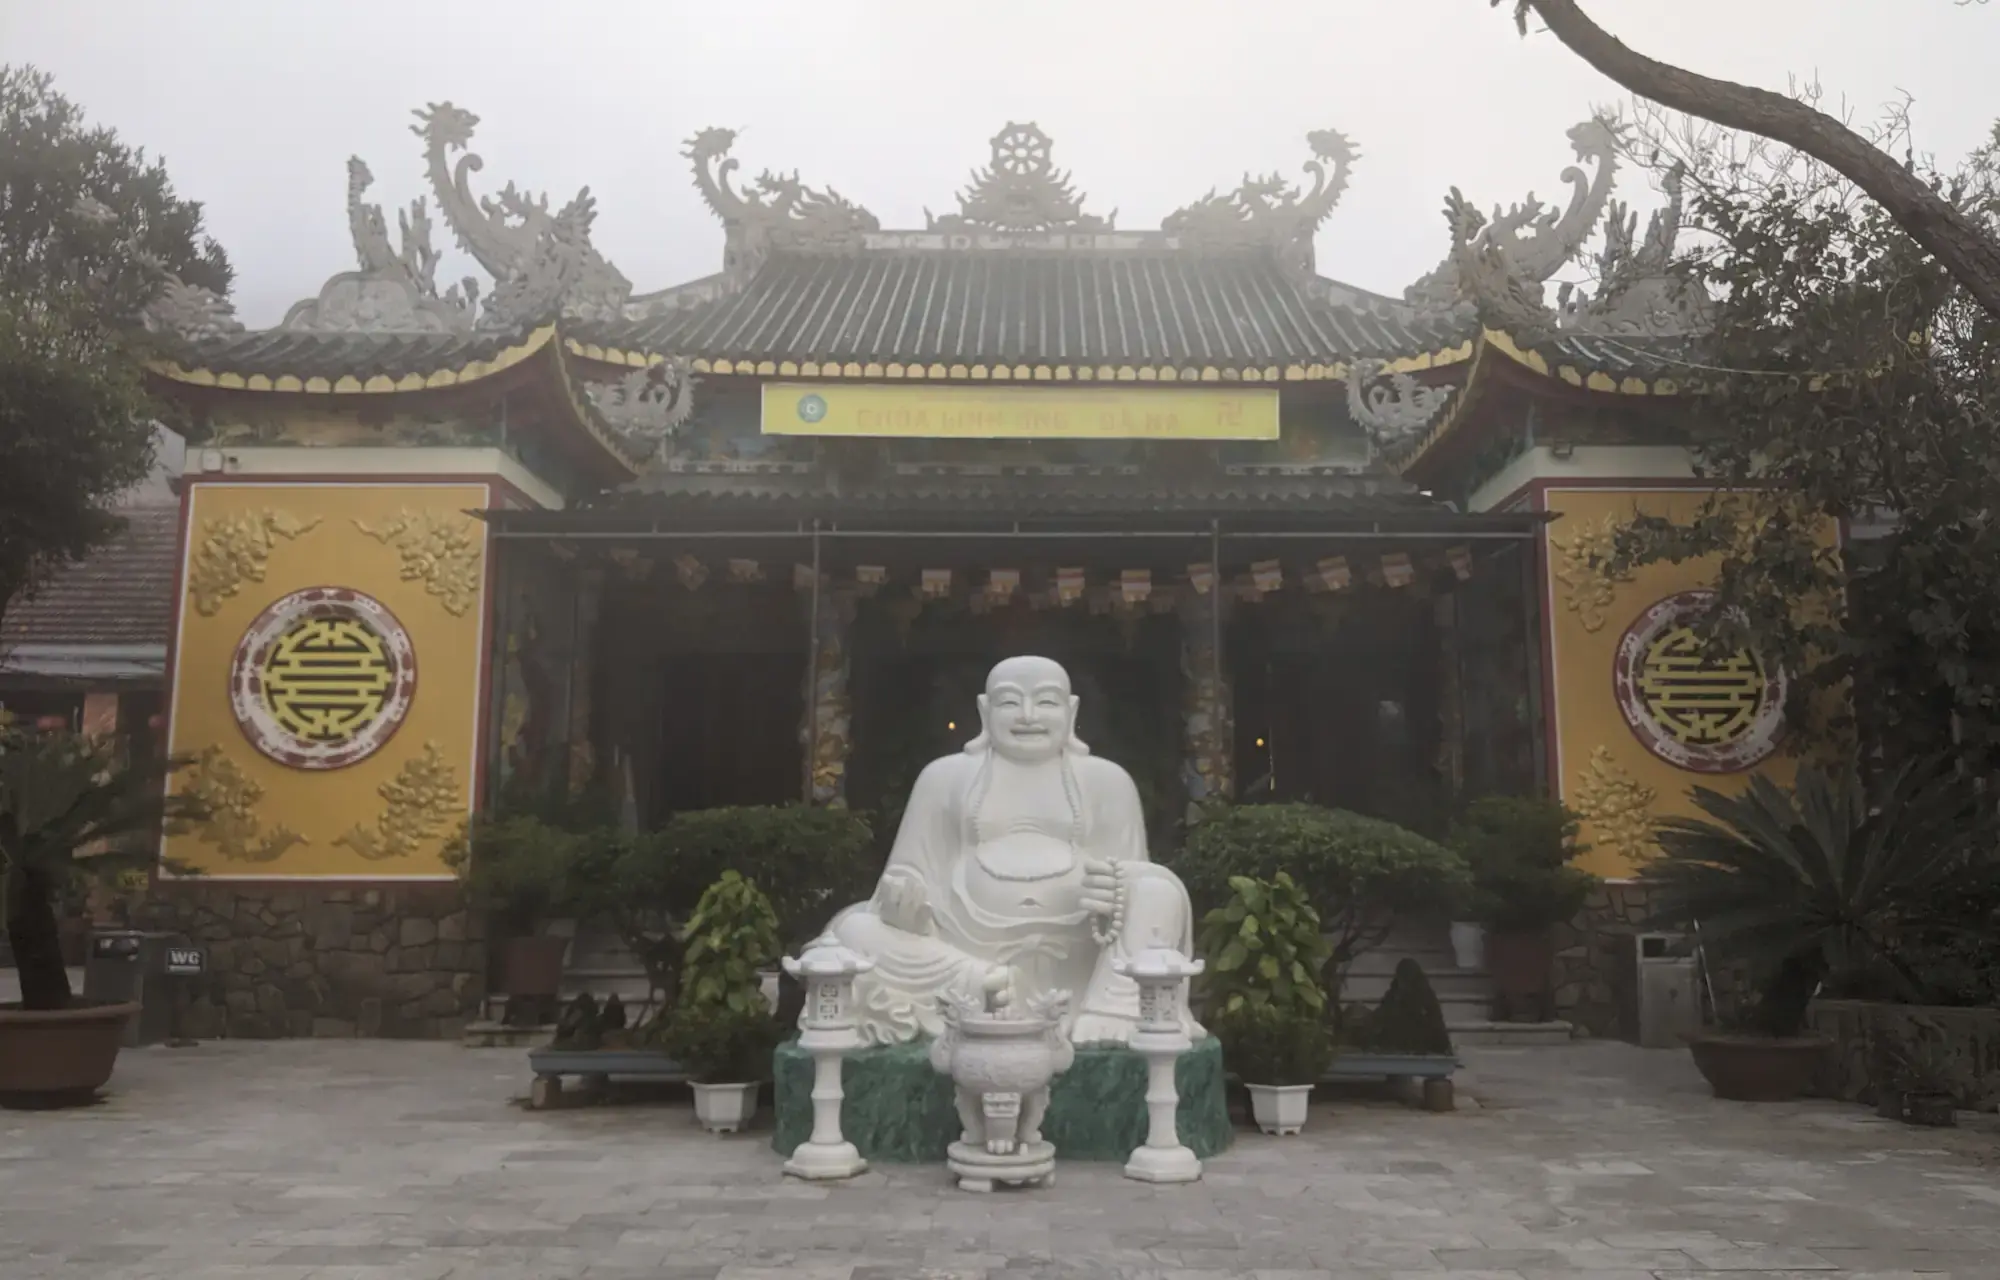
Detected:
[4,1040,2000,1277]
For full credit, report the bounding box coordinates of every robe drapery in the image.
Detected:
[828,744,1200,1045]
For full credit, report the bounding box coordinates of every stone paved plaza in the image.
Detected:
[4,1039,1999,1279]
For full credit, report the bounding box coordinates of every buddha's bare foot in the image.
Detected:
[1068,1013,1133,1047]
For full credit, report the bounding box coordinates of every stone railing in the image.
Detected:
[1805,998,2000,1103]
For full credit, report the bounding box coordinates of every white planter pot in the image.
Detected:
[1245,1082,1313,1136]
[690,1081,760,1134]
[1449,921,1486,971]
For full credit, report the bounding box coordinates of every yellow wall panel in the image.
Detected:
[164,482,491,879]
[1542,487,1835,880]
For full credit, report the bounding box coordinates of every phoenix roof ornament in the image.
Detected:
[685,127,881,277]
[1405,116,1623,312]
[1558,163,1710,336]
[1163,129,1358,274]
[414,102,634,321]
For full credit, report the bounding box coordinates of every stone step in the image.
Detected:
[1447,1019,1575,1046]
[1339,969,1492,1002]
[460,1018,554,1049]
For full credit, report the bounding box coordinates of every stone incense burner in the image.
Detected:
[928,976,1074,1191]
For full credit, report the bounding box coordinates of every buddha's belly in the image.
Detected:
[963,833,1085,921]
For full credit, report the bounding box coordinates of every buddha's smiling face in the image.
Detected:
[979,657,1077,764]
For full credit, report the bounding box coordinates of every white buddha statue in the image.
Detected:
[820,655,1202,1047]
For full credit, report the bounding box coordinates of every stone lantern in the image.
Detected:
[1113,945,1205,1184]
[780,934,873,1180]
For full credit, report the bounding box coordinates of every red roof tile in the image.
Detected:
[1,505,181,648]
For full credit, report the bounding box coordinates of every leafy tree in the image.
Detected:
[1591,106,2000,776]
[0,65,232,630]
[1496,0,2000,320]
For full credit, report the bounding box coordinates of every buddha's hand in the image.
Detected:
[873,866,934,935]
[1080,858,1121,930]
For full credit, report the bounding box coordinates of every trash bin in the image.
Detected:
[81,930,192,1046]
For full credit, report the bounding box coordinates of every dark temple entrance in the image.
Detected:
[845,599,1185,842]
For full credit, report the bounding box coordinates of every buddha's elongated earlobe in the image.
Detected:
[965,692,992,753]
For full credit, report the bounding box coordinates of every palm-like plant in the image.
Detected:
[1641,758,1987,1036]
[0,721,202,1010]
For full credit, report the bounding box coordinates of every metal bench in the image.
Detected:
[1323,1052,1461,1111]
[526,1048,687,1109]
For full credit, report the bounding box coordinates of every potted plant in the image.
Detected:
[1209,1002,1332,1135]
[1176,803,1470,1000]
[445,815,581,1027]
[0,721,201,1106]
[1869,1017,1998,1127]
[1644,758,1984,1103]
[654,870,785,1133]
[1447,796,1596,1021]
[1332,958,1461,1109]
[1196,871,1335,1135]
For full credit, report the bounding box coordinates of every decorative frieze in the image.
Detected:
[186,510,321,616]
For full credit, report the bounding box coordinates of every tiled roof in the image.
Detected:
[1,505,181,649]
[579,250,1469,370]
[158,324,540,379]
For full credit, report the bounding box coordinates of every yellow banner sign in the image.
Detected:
[760,383,1279,440]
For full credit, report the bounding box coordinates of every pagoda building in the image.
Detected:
[136,105,1800,1038]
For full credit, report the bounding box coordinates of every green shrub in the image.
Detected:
[1195,871,1330,1019]
[444,815,584,935]
[677,871,782,1014]
[1360,958,1454,1056]
[643,806,875,953]
[1209,1002,1334,1086]
[1447,796,1597,933]
[655,1000,783,1083]
[1176,803,1470,978]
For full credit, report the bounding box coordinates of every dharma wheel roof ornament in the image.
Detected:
[926,122,1115,234]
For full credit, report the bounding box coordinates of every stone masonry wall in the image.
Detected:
[1551,880,1654,1039]
[135,883,487,1039]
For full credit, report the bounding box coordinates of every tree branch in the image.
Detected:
[1509,0,2000,320]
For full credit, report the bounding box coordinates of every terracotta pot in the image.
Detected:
[497,936,568,998]
[1685,1032,1829,1102]
[1484,929,1554,1020]
[0,999,139,1107]
[57,918,90,967]
[1903,1092,1957,1127]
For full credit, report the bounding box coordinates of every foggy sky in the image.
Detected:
[9,0,1997,328]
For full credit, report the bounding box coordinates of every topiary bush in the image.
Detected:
[1360,958,1454,1057]
[1447,796,1596,933]
[1176,803,1471,984]
[1195,871,1331,1019]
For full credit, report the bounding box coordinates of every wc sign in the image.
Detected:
[163,946,206,976]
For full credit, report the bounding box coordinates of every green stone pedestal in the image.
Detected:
[772,1035,1230,1163]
